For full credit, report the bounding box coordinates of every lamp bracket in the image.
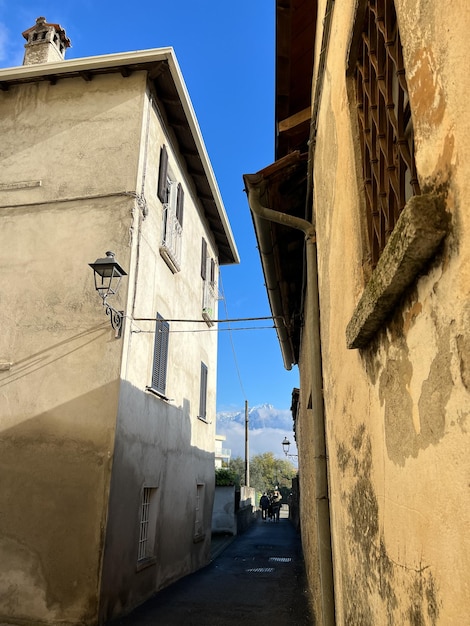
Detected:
[103,299,124,338]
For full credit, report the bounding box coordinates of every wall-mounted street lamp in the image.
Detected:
[282,436,298,459]
[89,251,127,338]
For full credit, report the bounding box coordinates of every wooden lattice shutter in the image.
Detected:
[355,0,420,266]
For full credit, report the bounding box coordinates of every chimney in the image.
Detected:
[22,17,71,65]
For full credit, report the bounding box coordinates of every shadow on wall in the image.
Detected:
[1,366,216,624]
[0,377,121,623]
[0,323,109,392]
[100,378,215,622]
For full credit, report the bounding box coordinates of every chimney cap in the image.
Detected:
[22,16,71,49]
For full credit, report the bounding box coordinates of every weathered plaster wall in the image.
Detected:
[297,339,325,622]
[0,73,143,623]
[99,92,219,621]
[298,1,470,624]
[211,486,236,534]
[1,57,229,625]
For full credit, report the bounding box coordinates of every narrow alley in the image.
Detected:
[110,510,313,625]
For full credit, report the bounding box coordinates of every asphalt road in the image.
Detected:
[110,514,314,625]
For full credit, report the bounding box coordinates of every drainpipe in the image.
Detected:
[244,180,335,626]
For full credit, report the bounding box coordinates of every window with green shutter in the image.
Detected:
[151,314,169,395]
[198,362,208,422]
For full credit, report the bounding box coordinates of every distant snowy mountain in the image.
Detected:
[217,403,293,429]
[216,404,297,461]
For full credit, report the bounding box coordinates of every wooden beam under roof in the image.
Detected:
[278,106,311,133]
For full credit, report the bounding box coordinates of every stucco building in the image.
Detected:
[244,0,470,624]
[0,17,238,625]
[214,433,231,468]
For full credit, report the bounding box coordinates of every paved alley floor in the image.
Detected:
[110,516,314,625]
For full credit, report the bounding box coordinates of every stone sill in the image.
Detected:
[159,244,181,274]
[346,193,449,349]
[136,556,157,572]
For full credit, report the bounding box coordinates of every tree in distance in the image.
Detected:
[227,452,297,499]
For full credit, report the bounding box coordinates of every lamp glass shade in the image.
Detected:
[89,251,127,299]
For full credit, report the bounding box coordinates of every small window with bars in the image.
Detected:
[354,0,420,267]
[137,487,157,563]
[194,483,205,541]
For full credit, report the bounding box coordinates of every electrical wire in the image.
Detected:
[169,325,275,333]
[219,273,247,401]
[132,315,281,324]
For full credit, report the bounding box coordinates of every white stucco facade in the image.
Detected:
[0,44,238,625]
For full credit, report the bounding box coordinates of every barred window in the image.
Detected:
[138,487,157,563]
[355,0,420,267]
[194,483,205,541]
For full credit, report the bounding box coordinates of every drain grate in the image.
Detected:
[269,557,292,563]
[245,567,275,573]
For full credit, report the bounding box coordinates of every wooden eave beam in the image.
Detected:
[278,106,311,133]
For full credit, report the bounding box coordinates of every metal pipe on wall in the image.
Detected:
[243,181,335,626]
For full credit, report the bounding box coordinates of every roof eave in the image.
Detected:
[0,49,239,266]
[243,152,309,370]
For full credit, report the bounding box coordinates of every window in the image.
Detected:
[201,238,217,326]
[157,145,168,203]
[137,487,157,564]
[198,362,208,422]
[158,144,184,272]
[201,238,207,280]
[193,483,205,542]
[346,0,448,350]
[151,314,169,396]
[354,0,420,267]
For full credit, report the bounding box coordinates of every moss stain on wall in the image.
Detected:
[336,424,441,625]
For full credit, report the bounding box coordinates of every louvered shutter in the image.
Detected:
[201,238,207,280]
[176,183,184,227]
[152,314,169,394]
[157,145,168,203]
[199,362,208,420]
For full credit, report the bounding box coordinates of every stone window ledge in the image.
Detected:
[346,193,449,349]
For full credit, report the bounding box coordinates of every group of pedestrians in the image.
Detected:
[259,487,282,522]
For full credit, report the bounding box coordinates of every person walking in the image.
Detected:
[259,492,269,521]
[271,487,282,522]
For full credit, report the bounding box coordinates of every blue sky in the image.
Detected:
[0,1,300,414]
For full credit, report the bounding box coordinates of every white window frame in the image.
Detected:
[160,179,183,273]
[193,483,205,542]
[202,239,218,327]
[137,486,158,567]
